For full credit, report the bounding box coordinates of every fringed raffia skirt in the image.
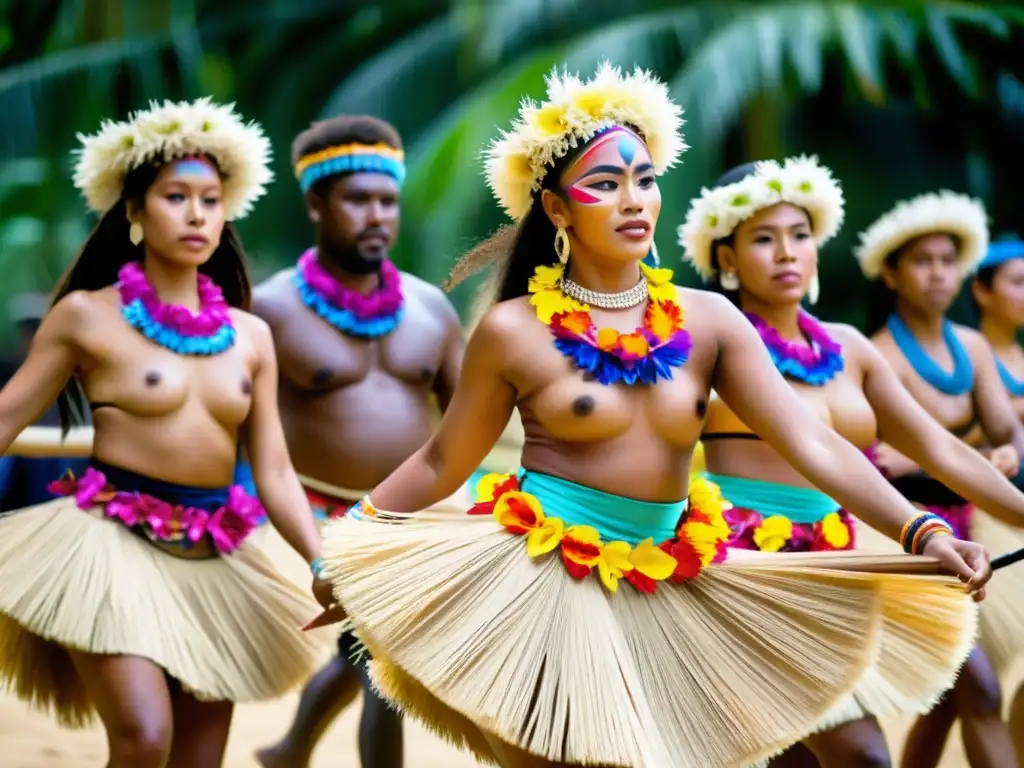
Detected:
[971,510,1024,679]
[0,461,329,728]
[322,470,978,768]
[703,471,974,737]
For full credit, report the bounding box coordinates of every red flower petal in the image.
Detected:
[624,569,658,594]
[561,551,593,580]
[660,538,703,582]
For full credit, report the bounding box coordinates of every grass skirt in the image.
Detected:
[970,510,1024,679]
[323,506,977,768]
[0,497,330,728]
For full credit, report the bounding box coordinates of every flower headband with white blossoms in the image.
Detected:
[484,61,687,221]
[679,155,845,281]
[854,191,989,280]
[73,97,273,221]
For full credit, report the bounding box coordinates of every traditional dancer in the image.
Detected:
[0,99,333,768]
[252,115,464,768]
[857,193,1024,768]
[318,62,991,768]
[969,234,1024,762]
[679,159,1024,768]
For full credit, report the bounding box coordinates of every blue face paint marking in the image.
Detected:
[616,134,638,166]
[173,158,218,179]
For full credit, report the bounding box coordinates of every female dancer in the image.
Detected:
[318,63,990,768]
[678,159,1024,768]
[0,99,332,768]
[857,194,1024,768]
[970,234,1024,761]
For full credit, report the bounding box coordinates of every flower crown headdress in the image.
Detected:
[679,155,845,281]
[484,61,687,221]
[854,191,989,280]
[73,97,273,221]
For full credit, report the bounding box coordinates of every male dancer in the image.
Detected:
[254,115,463,768]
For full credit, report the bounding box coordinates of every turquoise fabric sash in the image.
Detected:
[519,470,685,546]
[702,472,839,523]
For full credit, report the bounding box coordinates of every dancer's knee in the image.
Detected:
[956,650,1003,717]
[108,712,172,767]
[810,720,891,768]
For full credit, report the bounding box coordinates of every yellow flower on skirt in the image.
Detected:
[820,511,852,549]
[754,515,794,552]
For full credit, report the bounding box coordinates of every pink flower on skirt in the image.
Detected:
[206,485,263,554]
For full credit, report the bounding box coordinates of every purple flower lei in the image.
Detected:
[294,248,405,339]
[745,310,844,386]
[117,261,235,355]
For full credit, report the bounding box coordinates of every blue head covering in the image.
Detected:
[979,234,1024,271]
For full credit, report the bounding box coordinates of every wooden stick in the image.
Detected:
[3,426,94,458]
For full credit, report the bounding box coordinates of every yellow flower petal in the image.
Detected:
[596,541,633,592]
[526,517,565,557]
[475,472,513,503]
[684,521,728,566]
[820,512,851,549]
[753,515,793,553]
[562,525,603,567]
[629,538,677,581]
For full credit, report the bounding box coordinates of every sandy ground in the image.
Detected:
[0,526,1002,767]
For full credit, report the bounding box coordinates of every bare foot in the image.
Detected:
[255,744,307,768]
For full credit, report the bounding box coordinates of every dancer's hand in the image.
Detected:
[923,536,991,602]
[989,444,1019,477]
[312,574,336,610]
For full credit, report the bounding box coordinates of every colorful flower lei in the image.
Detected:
[746,310,844,386]
[529,262,692,386]
[295,249,405,339]
[726,506,856,553]
[49,467,264,555]
[118,261,236,356]
[469,473,730,594]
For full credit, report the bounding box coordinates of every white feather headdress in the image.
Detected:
[854,191,989,279]
[484,61,687,221]
[678,155,845,281]
[72,98,273,221]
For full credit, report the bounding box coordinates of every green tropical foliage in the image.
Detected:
[0,0,1022,340]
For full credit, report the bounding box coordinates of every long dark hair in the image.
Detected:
[496,148,583,302]
[53,160,252,435]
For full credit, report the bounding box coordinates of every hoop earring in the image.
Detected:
[129,222,144,246]
[554,226,570,264]
[808,272,820,305]
[720,271,740,291]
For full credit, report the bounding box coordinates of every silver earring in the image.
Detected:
[720,271,740,291]
[129,222,144,246]
[808,272,820,305]
[554,226,570,264]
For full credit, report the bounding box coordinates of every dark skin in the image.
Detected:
[359,139,991,768]
[253,169,463,768]
[0,160,328,767]
[870,233,1024,768]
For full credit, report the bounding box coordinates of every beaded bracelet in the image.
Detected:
[310,558,327,579]
[900,511,953,554]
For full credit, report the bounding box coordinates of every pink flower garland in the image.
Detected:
[49,467,263,555]
[296,249,403,320]
[118,261,233,337]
